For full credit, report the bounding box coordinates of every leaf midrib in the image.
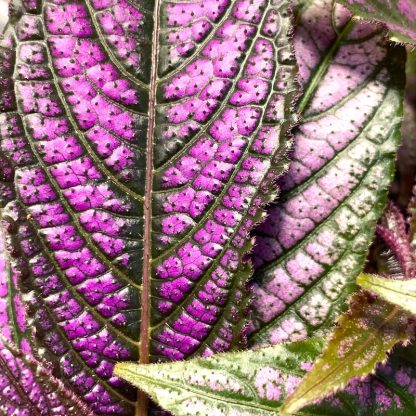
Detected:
[297,18,354,114]
[138,0,162,412]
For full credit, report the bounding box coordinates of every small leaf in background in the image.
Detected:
[393,54,416,208]
[407,180,416,246]
[338,0,416,45]
[0,335,94,416]
[281,292,411,415]
[376,202,416,277]
[307,342,416,415]
[357,274,416,314]
[115,339,323,416]
[249,0,406,347]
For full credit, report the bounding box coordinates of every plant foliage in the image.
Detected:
[249,0,405,347]
[338,0,416,45]
[0,0,412,415]
[0,0,297,413]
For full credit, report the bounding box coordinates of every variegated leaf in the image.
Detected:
[248,0,406,347]
[116,335,416,416]
[0,160,31,352]
[281,291,411,415]
[114,338,323,416]
[306,343,416,415]
[0,0,297,414]
[0,219,32,352]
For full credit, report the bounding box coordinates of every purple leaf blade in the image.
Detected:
[0,335,94,416]
[0,65,31,354]
[0,0,298,413]
[0,221,31,352]
[248,0,406,347]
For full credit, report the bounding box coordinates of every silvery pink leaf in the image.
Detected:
[0,0,7,32]
[0,0,297,414]
[281,291,410,415]
[0,222,12,341]
[0,334,94,416]
[338,0,416,45]
[248,0,406,347]
[114,338,323,416]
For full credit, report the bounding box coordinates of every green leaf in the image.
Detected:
[249,0,406,347]
[357,274,416,315]
[338,0,416,45]
[307,342,416,415]
[114,339,324,416]
[281,292,410,415]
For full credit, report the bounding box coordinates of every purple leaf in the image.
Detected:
[248,0,406,347]
[0,335,94,416]
[0,125,31,353]
[0,221,31,352]
[0,0,298,413]
[376,202,416,278]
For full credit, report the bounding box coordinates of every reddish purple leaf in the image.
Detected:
[376,202,416,278]
[0,0,297,413]
[0,335,94,416]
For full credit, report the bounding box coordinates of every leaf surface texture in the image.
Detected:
[338,0,416,44]
[0,0,297,413]
[281,292,410,415]
[248,0,406,347]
